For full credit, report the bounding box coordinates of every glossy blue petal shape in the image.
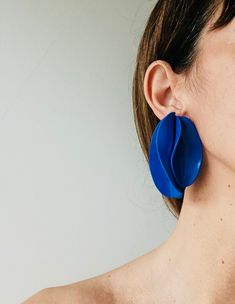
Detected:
[171,115,203,189]
[148,112,203,199]
[149,112,184,199]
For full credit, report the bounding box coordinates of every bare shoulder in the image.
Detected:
[21,287,57,304]
[21,283,95,304]
[21,275,115,304]
[21,255,153,304]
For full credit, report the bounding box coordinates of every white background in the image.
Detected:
[0,1,176,302]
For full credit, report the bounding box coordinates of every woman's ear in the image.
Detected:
[143,60,183,120]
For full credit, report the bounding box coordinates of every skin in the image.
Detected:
[22,4,235,304]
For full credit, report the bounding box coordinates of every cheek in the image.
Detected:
[190,72,235,170]
[187,24,235,168]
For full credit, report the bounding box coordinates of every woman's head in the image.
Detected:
[132,0,235,219]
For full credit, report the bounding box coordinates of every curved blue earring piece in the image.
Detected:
[148,111,203,199]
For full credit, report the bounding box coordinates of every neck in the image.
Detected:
[104,150,235,303]
[154,149,235,303]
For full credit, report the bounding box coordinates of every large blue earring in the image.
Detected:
[148,111,203,199]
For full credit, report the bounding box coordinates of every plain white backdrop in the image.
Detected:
[0,1,176,302]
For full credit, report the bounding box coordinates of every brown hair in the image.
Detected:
[132,0,235,219]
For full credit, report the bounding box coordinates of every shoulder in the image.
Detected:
[21,276,115,304]
[21,287,57,304]
[22,284,94,304]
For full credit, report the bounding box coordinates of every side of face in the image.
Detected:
[143,13,235,172]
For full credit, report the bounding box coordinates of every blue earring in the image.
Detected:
[148,111,203,199]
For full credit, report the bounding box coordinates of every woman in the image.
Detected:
[23,0,235,303]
